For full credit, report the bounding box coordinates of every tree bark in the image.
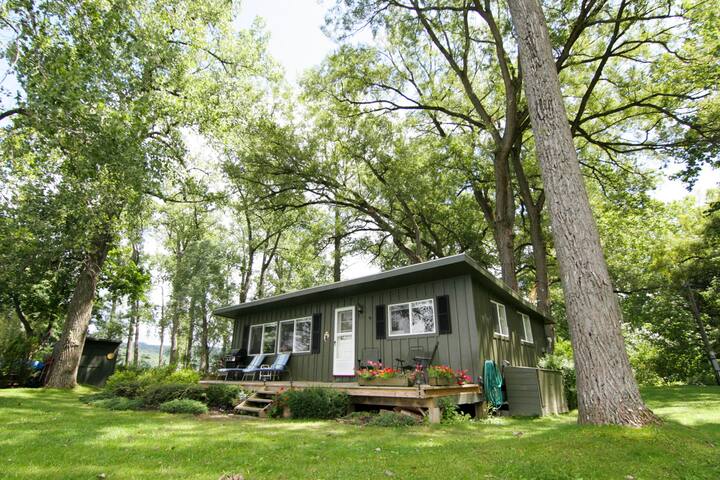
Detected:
[45,232,111,388]
[199,295,209,374]
[473,181,518,291]
[510,147,550,315]
[184,297,196,368]
[169,298,181,365]
[12,294,33,337]
[158,285,165,366]
[507,0,658,425]
[333,205,342,282]
[131,242,141,368]
[685,287,720,386]
[124,315,134,366]
[169,236,184,365]
[158,323,165,367]
[132,299,140,368]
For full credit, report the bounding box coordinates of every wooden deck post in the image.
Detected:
[427,406,441,424]
[475,401,488,419]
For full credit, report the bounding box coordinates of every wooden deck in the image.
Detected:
[200,380,484,422]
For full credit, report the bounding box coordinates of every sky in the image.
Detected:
[24,0,711,346]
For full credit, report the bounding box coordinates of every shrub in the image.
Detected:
[79,391,116,404]
[437,397,472,424]
[92,397,144,411]
[368,411,421,427]
[105,369,145,398]
[205,384,246,410]
[141,383,207,407]
[538,339,577,410]
[104,366,203,399]
[159,399,208,415]
[283,387,349,419]
[0,335,34,387]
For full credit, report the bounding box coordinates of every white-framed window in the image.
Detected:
[520,313,534,344]
[491,301,509,338]
[388,298,436,337]
[278,317,312,354]
[248,322,278,355]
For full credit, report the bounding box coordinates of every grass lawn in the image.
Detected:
[1,386,718,479]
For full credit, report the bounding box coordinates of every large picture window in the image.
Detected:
[248,322,278,355]
[388,299,435,337]
[278,317,312,354]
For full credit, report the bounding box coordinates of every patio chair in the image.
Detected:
[395,346,424,372]
[236,354,266,381]
[357,347,382,369]
[257,352,292,381]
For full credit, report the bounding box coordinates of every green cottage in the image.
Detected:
[214,254,555,387]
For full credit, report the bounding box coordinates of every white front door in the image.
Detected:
[333,306,355,376]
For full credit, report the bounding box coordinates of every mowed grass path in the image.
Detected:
[1,386,718,480]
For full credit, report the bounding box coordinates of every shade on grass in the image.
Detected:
[0,386,718,479]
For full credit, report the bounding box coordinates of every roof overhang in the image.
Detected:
[213,253,553,324]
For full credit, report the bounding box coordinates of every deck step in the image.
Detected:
[234,391,277,417]
[247,397,273,403]
[235,405,264,413]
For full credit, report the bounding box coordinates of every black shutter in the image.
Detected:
[240,324,250,355]
[311,313,322,354]
[375,304,387,340]
[437,295,452,334]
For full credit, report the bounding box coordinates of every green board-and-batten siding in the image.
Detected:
[230,273,547,383]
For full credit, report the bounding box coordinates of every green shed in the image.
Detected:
[76,338,121,387]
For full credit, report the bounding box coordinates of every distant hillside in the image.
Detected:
[117,342,169,368]
[116,342,222,368]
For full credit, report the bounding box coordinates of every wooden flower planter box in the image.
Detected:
[357,376,412,387]
[428,377,455,386]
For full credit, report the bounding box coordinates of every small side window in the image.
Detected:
[492,301,509,338]
[521,313,534,344]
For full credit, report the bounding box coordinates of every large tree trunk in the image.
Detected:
[46,233,111,388]
[510,147,550,315]
[132,300,140,368]
[169,299,181,365]
[333,206,342,282]
[494,155,518,291]
[473,175,518,291]
[686,287,720,386]
[124,315,134,366]
[131,243,141,368]
[199,295,210,374]
[184,297,196,368]
[507,0,658,425]
[158,323,165,367]
[158,286,165,366]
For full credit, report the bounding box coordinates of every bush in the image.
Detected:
[104,366,202,399]
[368,411,421,427]
[159,399,208,415]
[92,397,144,411]
[538,339,577,410]
[79,391,116,404]
[0,335,35,387]
[205,384,246,410]
[437,397,472,424]
[105,370,146,398]
[283,387,349,419]
[141,383,207,407]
